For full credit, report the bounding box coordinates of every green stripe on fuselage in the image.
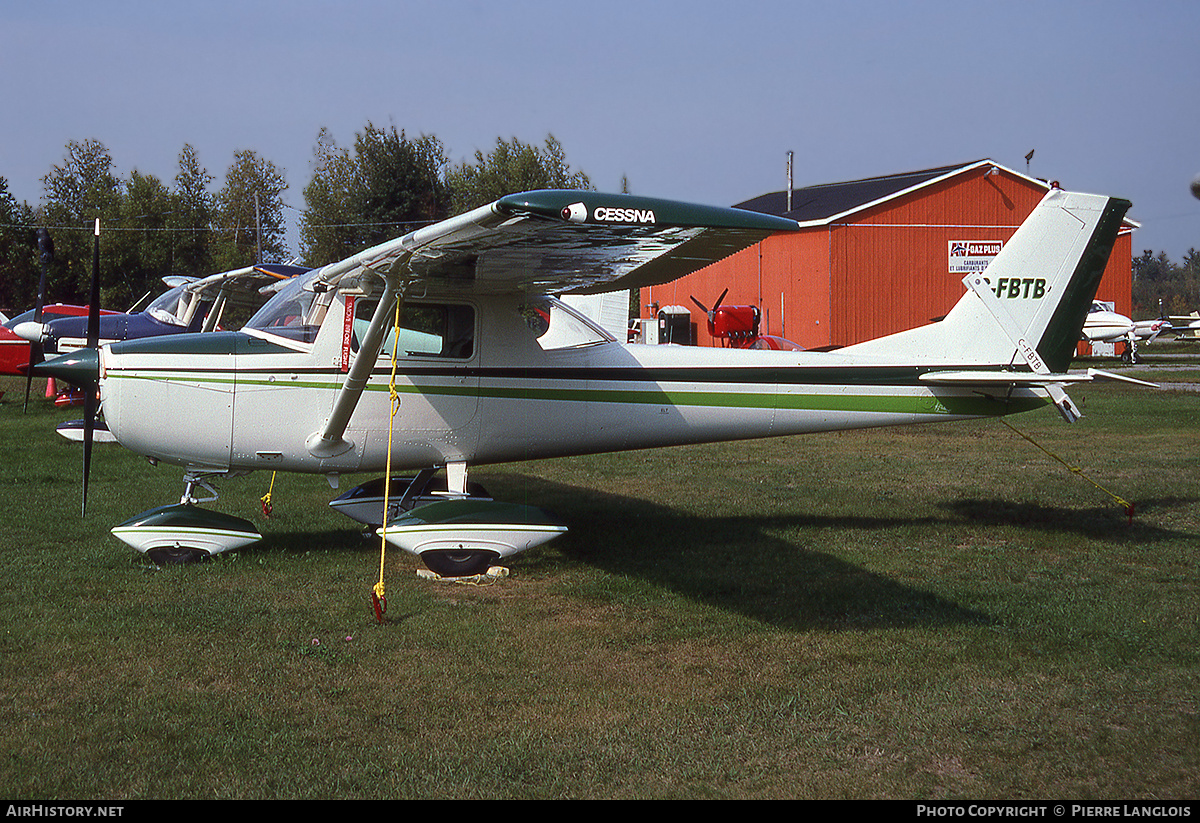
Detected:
[105,365,1045,418]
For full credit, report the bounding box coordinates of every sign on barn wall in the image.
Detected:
[948,240,1003,274]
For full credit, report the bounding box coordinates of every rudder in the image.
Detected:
[845,189,1130,369]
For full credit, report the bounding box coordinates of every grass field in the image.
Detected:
[0,366,1197,799]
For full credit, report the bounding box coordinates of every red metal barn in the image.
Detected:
[642,161,1135,351]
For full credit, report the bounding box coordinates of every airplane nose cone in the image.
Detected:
[34,348,99,385]
[12,321,46,343]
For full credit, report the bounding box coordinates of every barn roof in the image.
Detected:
[735,159,1041,225]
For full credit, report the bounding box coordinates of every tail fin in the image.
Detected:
[844,189,1131,370]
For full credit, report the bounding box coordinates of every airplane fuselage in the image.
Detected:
[99,290,1046,478]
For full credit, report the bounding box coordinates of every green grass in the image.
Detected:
[0,374,1197,799]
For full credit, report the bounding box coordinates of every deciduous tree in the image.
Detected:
[105,170,175,310]
[0,176,37,313]
[300,124,449,265]
[40,139,123,303]
[1133,249,1200,317]
[445,134,591,214]
[213,149,288,269]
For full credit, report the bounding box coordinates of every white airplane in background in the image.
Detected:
[38,187,1147,576]
[1082,301,1140,362]
[1133,317,1176,343]
[1163,312,1200,342]
[1082,301,1190,363]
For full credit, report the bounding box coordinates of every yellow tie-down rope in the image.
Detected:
[260,472,277,518]
[372,292,407,623]
[1001,418,1136,524]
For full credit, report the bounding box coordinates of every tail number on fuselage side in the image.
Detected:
[989,277,1047,299]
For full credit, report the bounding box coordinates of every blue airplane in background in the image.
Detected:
[14,261,306,441]
[13,263,309,360]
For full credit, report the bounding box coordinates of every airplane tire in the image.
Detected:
[420,549,499,578]
[145,546,210,566]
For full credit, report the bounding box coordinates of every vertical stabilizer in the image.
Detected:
[843,189,1131,370]
[969,189,1131,373]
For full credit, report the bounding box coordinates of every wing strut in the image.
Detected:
[306,272,409,459]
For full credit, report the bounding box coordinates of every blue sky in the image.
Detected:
[3,0,1198,264]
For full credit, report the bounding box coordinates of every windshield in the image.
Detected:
[244,274,332,344]
[144,285,191,326]
[3,309,33,329]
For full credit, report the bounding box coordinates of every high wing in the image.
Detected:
[182,263,309,300]
[307,190,800,296]
[182,264,310,332]
[305,190,800,458]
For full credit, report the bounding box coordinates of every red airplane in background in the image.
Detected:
[1,304,118,376]
[690,288,805,351]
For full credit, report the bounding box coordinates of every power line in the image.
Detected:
[0,218,437,233]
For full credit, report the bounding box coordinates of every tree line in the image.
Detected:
[0,125,591,313]
[1132,248,1200,318]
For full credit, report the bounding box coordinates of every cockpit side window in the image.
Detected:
[145,285,190,327]
[520,297,614,350]
[351,300,475,359]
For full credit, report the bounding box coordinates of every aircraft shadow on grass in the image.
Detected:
[208,482,1199,634]
[490,480,1199,632]
[238,472,982,633]
[940,496,1200,542]
[453,473,997,633]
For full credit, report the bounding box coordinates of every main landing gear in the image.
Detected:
[331,464,568,578]
[110,464,568,577]
[110,471,262,565]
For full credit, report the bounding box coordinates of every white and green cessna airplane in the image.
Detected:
[39,187,1137,575]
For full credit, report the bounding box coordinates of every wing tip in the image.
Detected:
[496,190,800,232]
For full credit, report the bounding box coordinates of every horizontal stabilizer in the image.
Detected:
[1085,368,1159,388]
[919,369,1086,421]
[920,369,1159,389]
[919,370,1088,386]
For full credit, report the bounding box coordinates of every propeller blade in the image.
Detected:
[82,219,100,516]
[689,288,729,321]
[713,287,729,312]
[22,340,42,413]
[87,219,100,349]
[23,229,53,412]
[82,383,96,517]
